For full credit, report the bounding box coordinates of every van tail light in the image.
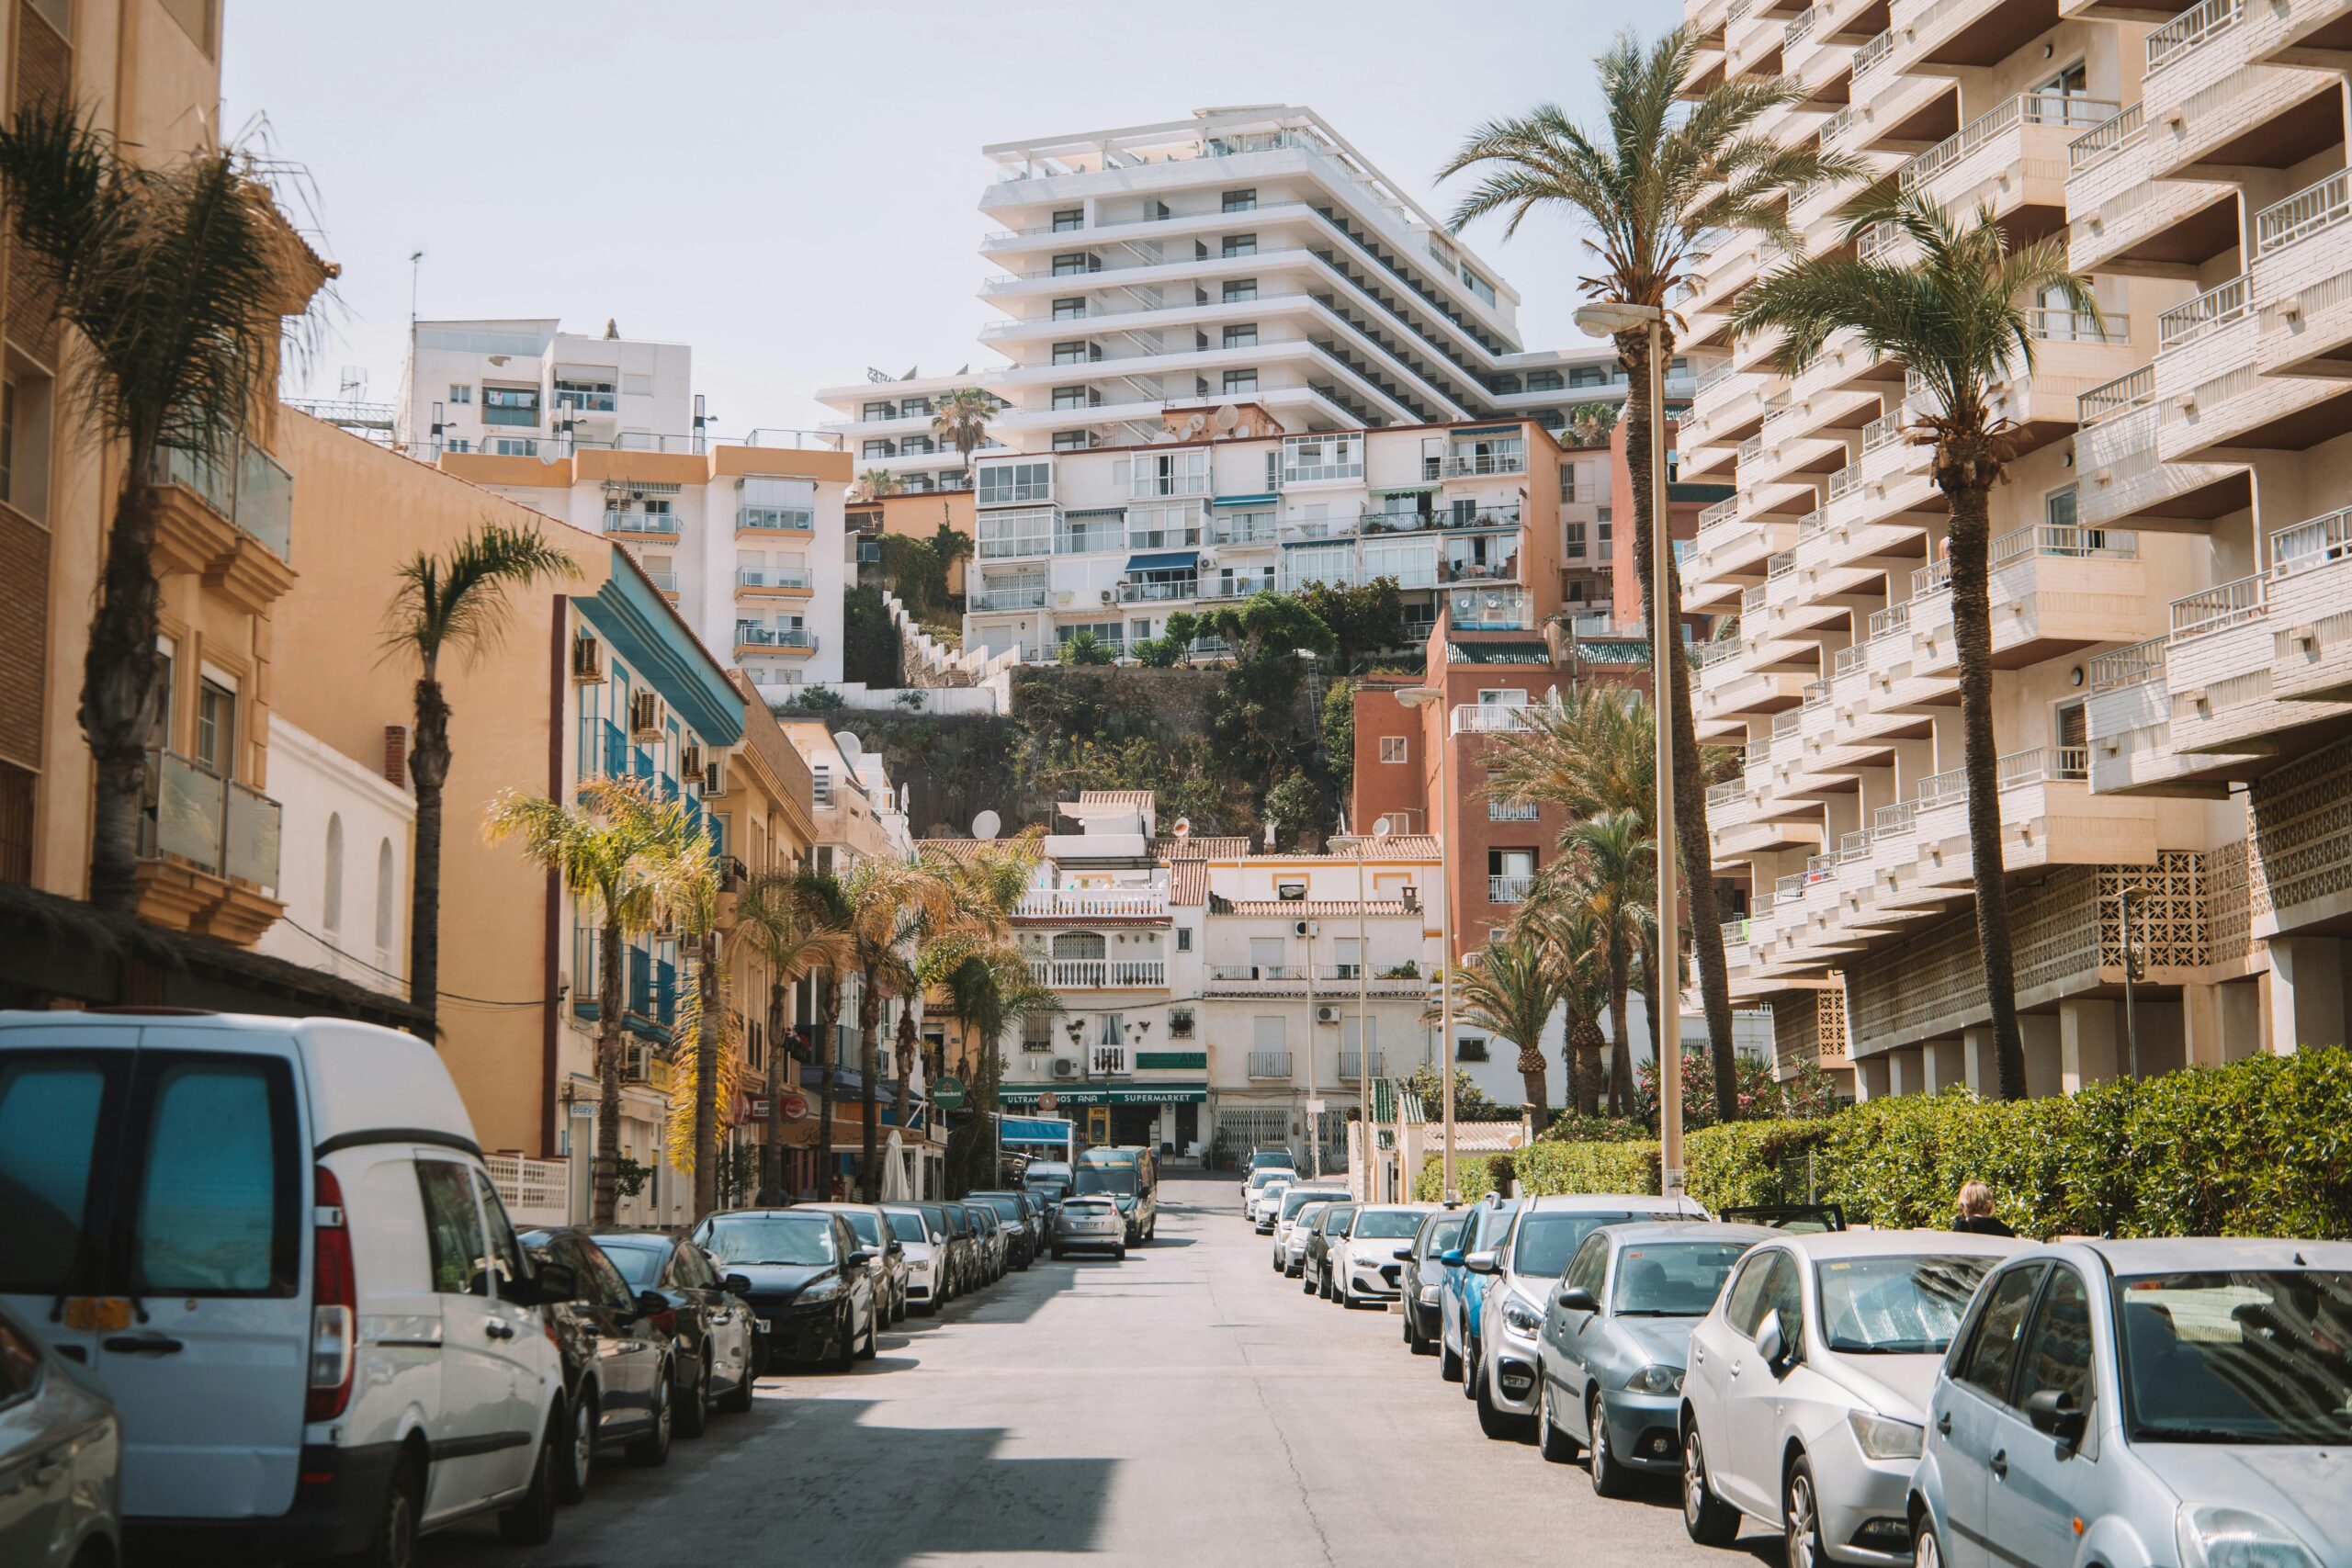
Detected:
[306,1166,356,1424]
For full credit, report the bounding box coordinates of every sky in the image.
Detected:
[225,0,1666,436]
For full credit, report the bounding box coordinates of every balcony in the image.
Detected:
[2255,172,2352,385]
[135,750,284,945]
[1360,504,1521,536]
[1898,93,2120,237]
[2073,365,2250,528]
[734,626,818,656]
[1025,959,1169,990]
[2064,105,2238,277]
[1247,1050,1295,1079]
[1016,888,1168,919]
[1441,450,1527,479]
[2258,505,2352,721]
[2141,0,2343,184]
[1905,525,2148,672]
[1892,0,2075,72]
[1209,964,1307,985]
[2154,269,2351,457]
[149,440,297,614]
[1337,1050,1390,1081]
[1451,704,1536,734]
[1117,577,1199,604]
[605,511,682,540]
[2084,637,2252,796]
[736,505,815,534]
[736,567,814,595]
[1488,874,1534,904]
[969,584,1049,613]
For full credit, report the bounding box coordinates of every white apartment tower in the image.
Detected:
[395,317,700,458]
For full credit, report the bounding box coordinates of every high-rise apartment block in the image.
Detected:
[1681,0,2352,1094]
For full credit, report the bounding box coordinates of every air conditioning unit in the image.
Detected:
[571,636,605,683]
[1099,589,1116,604]
[680,743,704,779]
[628,691,666,740]
[1292,919,1313,936]
[1051,1058,1077,1079]
[703,758,729,796]
[1315,1005,1340,1024]
[625,1043,659,1083]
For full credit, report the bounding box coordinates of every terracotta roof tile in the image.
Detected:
[1156,835,1252,862]
[1168,861,1208,906]
[1076,789,1156,808]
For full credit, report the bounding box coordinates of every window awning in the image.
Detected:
[1125,550,1199,572]
[1374,483,1440,495]
[1210,492,1279,509]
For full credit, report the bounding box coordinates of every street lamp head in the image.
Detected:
[1392,685,1441,709]
[1575,301,1666,337]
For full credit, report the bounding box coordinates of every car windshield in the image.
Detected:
[1512,1213,1635,1278]
[701,1214,837,1268]
[595,1240,667,1290]
[1293,1204,1329,1230]
[838,1212,883,1247]
[1353,1210,1424,1240]
[885,1210,928,1245]
[2114,1270,2352,1445]
[1612,1242,1752,1316]
[1074,1168,1137,1197]
[978,1196,1023,1221]
[1421,1214,1469,1256]
[1815,1255,1993,1352]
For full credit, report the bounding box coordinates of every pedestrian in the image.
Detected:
[1951,1180,2016,1237]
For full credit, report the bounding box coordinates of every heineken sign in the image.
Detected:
[999,1084,1206,1107]
[931,1075,967,1111]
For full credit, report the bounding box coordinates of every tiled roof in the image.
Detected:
[1311,835,1442,861]
[1077,789,1156,808]
[1213,898,1419,917]
[916,837,985,863]
[1168,860,1209,906]
[1157,835,1252,861]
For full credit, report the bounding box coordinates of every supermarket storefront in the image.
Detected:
[1000,1084,1206,1155]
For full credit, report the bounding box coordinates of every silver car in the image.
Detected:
[1679,1229,2021,1565]
[1051,1196,1126,1259]
[1910,1237,2352,1568]
[880,1204,945,1314]
[1272,1188,1348,1273]
[1469,1192,1706,1440]
[799,1203,910,1324]
[0,1300,119,1568]
[1534,1222,1775,1494]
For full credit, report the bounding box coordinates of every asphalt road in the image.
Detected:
[420,1176,1782,1566]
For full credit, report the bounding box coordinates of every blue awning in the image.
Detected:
[1210,493,1279,509]
[1125,550,1199,572]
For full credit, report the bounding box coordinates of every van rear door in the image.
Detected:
[93,1029,309,1521]
[0,1028,141,1369]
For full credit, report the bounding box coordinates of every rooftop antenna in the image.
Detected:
[408,248,424,325]
[338,364,368,400]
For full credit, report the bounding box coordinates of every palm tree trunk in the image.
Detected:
[1620,326,1740,1123]
[1518,1047,1551,1135]
[406,668,451,1043]
[858,979,882,1201]
[1562,1005,1592,1116]
[1943,461,2028,1098]
[84,477,166,915]
[760,979,786,1201]
[816,976,840,1198]
[891,1007,916,1157]
[594,915,625,1226]
[691,928,722,1219]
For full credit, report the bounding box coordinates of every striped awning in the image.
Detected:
[1125,550,1199,572]
[1210,492,1279,509]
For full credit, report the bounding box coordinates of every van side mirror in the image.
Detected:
[2026,1388,2087,1446]
[525,1261,578,1305]
[1464,1250,1500,1276]
[1555,1285,1599,1314]
[1755,1309,1787,1371]
[723,1273,753,1296]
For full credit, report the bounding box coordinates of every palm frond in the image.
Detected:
[385,519,579,671]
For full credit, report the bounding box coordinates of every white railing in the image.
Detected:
[1784,5,1819,46]
[482,1153,570,1226]
[1708,779,1744,807]
[1488,799,1542,820]
[2028,308,2129,344]
[1838,829,1871,863]
[1862,412,1905,453]
[2088,637,2165,692]
[1773,709,1804,739]
[2271,505,2352,577]
[2256,171,2352,257]
[1488,875,1534,904]
[1917,766,1969,809]
[1742,584,1769,615]
[1090,1045,1130,1076]
[1872,798,1920,837]
[1699,494,1744,529]
[1025,958,1170,989]
[2157,276,2249,352]
[2169,573,2266,640]
[1776,872,1807,902]
[1998,746,2090,788]
[1853,28,1894,73]
[1796,509,1826,539]
[1857,220,1905,265]
[2068,102,2143,172]
[1338,1050,1389,1081]
[1722,918,1751,950]
[1870,601,1911,639]
[1695,637,1746,669]
[1821,104,1860,146]
[1901,94,2120,191]
[1913,558,1953,597]
[1016,888,1169,919]
[1739,434,1765,465]
[2077,364,2154,426]
[736,567,813,591]
[605,511,681,536]
[1803,678,1830,709]
[2146,0,2240,72]
[1827,463,1860,499]
[1994,524,2139,566]
[1768,549,1797,581]
[1804,852,1838,884]
[969,584,1049,612]
[1833,643,1864,677]
[1452,704,1536,733]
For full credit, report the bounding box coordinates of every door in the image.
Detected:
[1937,1262,2047,1568]
[415,1157,518,1518]
[1991,1266,2098,1568]
[0,1038,138,1371]
[95,1043,307,1522]
[578,1240,659,1432]
[1690,1249,1768,1451]
[1551,1233,1610,1435]
[470,1168,548,1495]
[1722,1248,1804,1516]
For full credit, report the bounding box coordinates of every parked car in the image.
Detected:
[1329,1204,1429,1306]
[1283,1201,1337,1277]
[0,1298,119,1568]
[1249,1147,1298,1176]
[967,1191,1042,1269]
[1272,1188,1350,1273]
[0,1011,570,1561]
[588,1228,756,1433]
[1911,1237,2352,1568]
[1023,1177,1070,1222]
[937,1203,984,1294]
[1243,1167,1291,1216]
[799,1204,910,1324]
[1251,1177,1295,1233]
[1534,1221,1775,1494]
[521,1229,681,1489]
[1471,1194,1707,1438]
[1304,1203,1360,1297]
[1023,1159,1073,1194]
[1439,1195,1523,1387]
[1073,1150,1157,1244]
[1050,1196,1126,1260]
[881,1204,945,1314]
[1400,1209,1473,1354]
[967,1205,1008,1283]
[916,1202,966,1302]
[1679,1229,2020,1562]
[690,1208,880,1372]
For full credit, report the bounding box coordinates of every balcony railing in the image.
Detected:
[1768,549,1798,581]
[1247,1050,1295,1079]
[1838,829,1871,863]
[2146,0,2240,72]
[1708,779,1744,807]
[1442,451,1527,478]
[2156,277,2250,352]
[1210,964,1305,982]
[1917,766,1969,809]
[735,626,816,650]
[1853,28,1894,73]
[1776,872,1807,902]
[2271,504,2352,578]
[1862,412,1905,453]
[1998,746,2091,787]
[1118,578,1199,603]
[2088,637,2166,692]
[1913,558,1953,597]
[1872,798,1920,837]
[1694,637,1746,669]
[1994,524,2138,566]
[141,750,280,892]
[603,511,682,536]
[1833,643,1864,677]
[1025,958,1170,989]
[2170,574,2267,639]
[1488,799,1542,820]
[2027,308,2128,344]
[2069,102,2143,172]
[2256,171,2352,257]
[736,567,813,591]
[1870,601,1911,640]
[1699,495,1743,530]
[1452,704,1537,734]
[645,571,679,593]
[1017,888,1168,918]
[153,437,294,561]
[1722,917,1752,949]
[737,506,815,532]
[1338,1050,1389,1080]
[2077,364,2154,427]
[1827,463,1860,500]
[1488,874,1534,904]
[1089,1045,1130,1077]
[1742,584,1768,616]
[1803,678,1830,709]
[969,584,1048,612]
[1902,95,2120,191]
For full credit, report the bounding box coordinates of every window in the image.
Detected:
[863,439,894,459]
[1276,880,1306,900]
[1053,431,1089,452]
[1052,297,1087,321]
[1458,265,1496,306]
[1223,369,1259,394]
[197,678,235,775]
[469,1168,526,1294]
[1958,1264,2048,1402]
[1526,369,1563,392]
[1053,342,1090,366]
[2016,1267,2093,1412]
[447,384,472,404]
[1564,521,1587,560]
[1565,1233,1611,1300]
[131,1056,297,1296]
[1222,233,1257,258]
[1333,937,1362,979]
[1222,188,1257,212]
[481,385,541,426]
[1052,208,1084,231]
[0,1057,117,1292]
[2045,483,2079,531]
[1569,366,1607,389]
[1052,386,1089,412]
[1596,513,1613,549]
[1224,279,1258,304]
[1757,1249,1804,1353]
[1052,253,1096,276]
[1379,736,1408,764]
[375,839,396,951]
[977,459,1053,506]
[322,812,344,933]
[1724,1251,1777,1334]
[1250,937,1286,974]
[1456,1036,1488,1062]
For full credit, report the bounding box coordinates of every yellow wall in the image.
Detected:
[271,411,612,1156]
[851,490,976,594]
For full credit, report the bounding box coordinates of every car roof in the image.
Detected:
[1753,1228,2026,1261]
[799,1201,884,1214]
[1604,1221,1777,1247]
[1356,1203,1433,1215]
[2026,1236,2352,1274]
[1523,1193,1702,1214]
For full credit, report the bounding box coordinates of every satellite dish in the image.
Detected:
[972,809,1001,841]
[1374,815,1394,837]
[1183,412,1208,436]
[833,730,865,764]
[1212,403,1241,431]
[1172,816,1192,838]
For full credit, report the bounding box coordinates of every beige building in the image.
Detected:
[1681,0,2352,1094]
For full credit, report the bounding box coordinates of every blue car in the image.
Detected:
[1439,1195,1521,1387]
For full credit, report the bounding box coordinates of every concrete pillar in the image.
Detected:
[2183,981,2227,1068]
[1962,1028,1997,1094]
[2268,938,2347,1055]
[2222,979,2263,1063]
[2134,1001,2186,1077]
[1921,1038,1966,1094]
[2061,998,2120,1093]
[1853,1055,1892,1101]
[2021,1014,2063,1099]
[1885,1045,1927,1098]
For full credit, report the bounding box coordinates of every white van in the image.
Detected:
[0,1010,574,1565]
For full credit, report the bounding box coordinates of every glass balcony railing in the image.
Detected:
[140,749,280,893]
[153,437,294,562]
[737,506,815,532]
[736,626,818,650]
[605,511,681,536]
[737,567,814,591]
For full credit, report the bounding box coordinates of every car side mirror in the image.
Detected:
[525,1261,578,1305]
[1755,1309,1787,1371]
[1439,1248,1465,1268]
[636,1289,673,1318]
[1392,1247,1415,1261]
[1555,1285,1599,1314]
[1464,1250,1500,1276]
[723,1273,753,1296]
[2026,1388,2087,1446]
[846,1248,875,1269]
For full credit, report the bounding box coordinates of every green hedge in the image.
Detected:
[1411,1050,2352,1238]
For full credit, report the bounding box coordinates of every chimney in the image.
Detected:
[384,725,409,788]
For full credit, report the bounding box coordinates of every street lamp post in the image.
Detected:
[1577,299,1682,1196]
[1392,684,1453,1201]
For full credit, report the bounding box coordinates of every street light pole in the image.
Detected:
[1357,834,1372,1200]
[1577,300,1682,1196]
[1392,684,1454,1201]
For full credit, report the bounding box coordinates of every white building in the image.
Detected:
[253,719,414,993]
[395,317,699,460]
[817,107,1666,481]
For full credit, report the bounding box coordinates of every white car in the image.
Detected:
[1271,1189,1349,1274]
[1282,1202,1337,1276]
[1328,1204,1431,1306]
[1242,1168,1291,1218]
[1679,1228,2022,1565]
[1250,1179,1294,1233]
[0,1011,572,1562]
[881,1204,944,1314]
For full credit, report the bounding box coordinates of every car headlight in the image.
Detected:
[1502,1294,1544,1336]
[1625,1364,1684,1395]
[2176,1506,2324,1568]
[1846,1409,1924,1461]
[794,1278,842,1306]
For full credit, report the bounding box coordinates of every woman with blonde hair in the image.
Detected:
[1951,1180,2015,1237]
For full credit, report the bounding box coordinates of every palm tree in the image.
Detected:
[1517,898,1611,1116]
[387,523,578,1040]
[856,468,902,501]
[732,871,854,1199]
[0,107,328,913]
[899,836,1039,1156]
[1555,810,1656,1116]
[930,388,994,476]
[1730,188,2099,1100]
[1441,30,1860,1122]
[942,949,1060,1191]
[485,778,694,1224]
[837,857,958,1200]
[636,820,733,1220]
[1453,934,1566,1134]
[786,868,854,1194]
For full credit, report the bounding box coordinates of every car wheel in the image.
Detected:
[1474,1355,1524,1440]
[1053,1247,1066,1261]
[1785,1454,1826,1568]
[1589,1392,1631,1498]
[555,1388,594,1503]
[626,1368,673,1467]
[831,1308,857,1371]
[674,1351,710,1439]
[351,1451,420,1568]
[1681,1421,1740,1546]
[717,1359,753,1415]
[1912,1515,1946,1568]
[1536,1373,1579,1463]
[1462,1340,1481,1402]
[859,1308,879,1360]
[1440,1333,1463,1382]
[1114,1244,1126,1260]
[497,1409,561,1545]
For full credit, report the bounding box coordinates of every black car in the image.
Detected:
[937,1201,984,1292]
[589,1228,758,1434]
[968,1190,1042,1268]
[1399,1208,1471,1354]
[521,1228,679,1498]
[1301,1203,1358,1298]
[691,1207,879,1372]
